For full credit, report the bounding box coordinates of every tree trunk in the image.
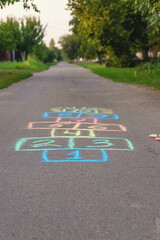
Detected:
[12,50,16,61]
[20,51,26,61]
[97,51,103,65]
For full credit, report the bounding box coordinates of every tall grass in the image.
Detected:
[0,56,55,89]
[0,55,53,71]
[78,62,160,90]
[0,70,32,89]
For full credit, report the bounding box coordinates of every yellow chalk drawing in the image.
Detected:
[50,107,64,112]
[51,129,96,137]
[50,107,113,114]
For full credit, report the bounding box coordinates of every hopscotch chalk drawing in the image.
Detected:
[15,107,134,162]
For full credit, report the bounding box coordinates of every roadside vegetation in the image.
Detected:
[0,55,56,89]
[57,0,160,91]
[0,16,61,89]
[78,62,160,91]
[0,70,32,89]
[65,0,160,67]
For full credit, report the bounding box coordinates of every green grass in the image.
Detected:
[0,56,55,89]
[78,62,160,91]
[0,70,32,89]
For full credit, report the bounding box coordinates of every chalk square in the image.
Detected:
[41,149,108,162]
[71,137,134,151]
[15,137,69,151]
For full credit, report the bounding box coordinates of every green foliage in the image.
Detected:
[59,33,97,60]
[78,37,97,59]
[0,17,18,51]
[17,16,46,59]
[60,50,71,62]
[49,38,55,51]
[67,0,160,66]
[0,55,52,71]
[68,1,135,57]
[0,17,61,63]
[59,34,81,60]
[78,62,160,90]
[133,0,160,49]
[133,0,160,32]
[0,69,32,89]
[0,0,39,12]
[105,46,122,67]
[0,16,46,61]
[33,44,52,63]
[28,38,61,63]
[0,55,55,89]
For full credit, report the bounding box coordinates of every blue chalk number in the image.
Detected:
[66,151,84,160]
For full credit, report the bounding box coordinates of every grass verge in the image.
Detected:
[78,62,160,91]
[0,56,55,89]
[0,70,32,89]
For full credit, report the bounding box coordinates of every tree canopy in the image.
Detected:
[0,16,45,60]
[0,0,39,11]
[0,16,61,63]
[60,0,160,66]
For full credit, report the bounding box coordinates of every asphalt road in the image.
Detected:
[0,62,160,240]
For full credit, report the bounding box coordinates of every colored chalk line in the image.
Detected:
[42,112,120,120]
[15,107,134,162]
[149,134,160,141]
[50,107,114,114]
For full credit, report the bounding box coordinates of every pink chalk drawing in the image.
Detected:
[28,122,126,132]
[56,117,98,124]
[149,134,160,141]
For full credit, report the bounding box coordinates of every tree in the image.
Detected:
[53,47,62,62]
[0,0,39,12]
[69,17,97,60]
[78,37,97,60]
[17,16,46,60]
[49,38,55,51]
[33,43,50,62]
[133,0,160,62]
[133,0,160,35]
[68,0,129,64]
[68,0,149,66]
[0,16,46,61]
[59,34,81,60]
[48,38,62,62]
[0,18,18,52]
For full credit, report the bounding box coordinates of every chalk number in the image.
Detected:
[66,151,84,160]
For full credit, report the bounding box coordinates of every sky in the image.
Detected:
[0,0,72,47]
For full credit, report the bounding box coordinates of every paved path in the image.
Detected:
[0,62,160,240]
